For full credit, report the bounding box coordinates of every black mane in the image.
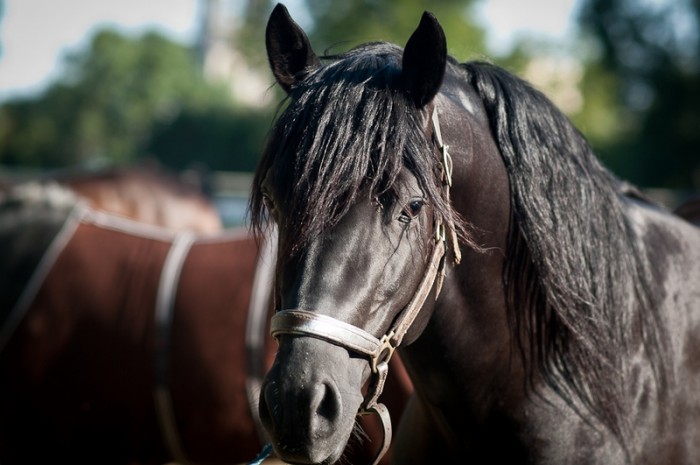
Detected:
[251,39,667,450]
[463,61,667,445]
[251,43,469,258]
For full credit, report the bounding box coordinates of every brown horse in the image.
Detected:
[41,163,223,233]
[0,183,411,465]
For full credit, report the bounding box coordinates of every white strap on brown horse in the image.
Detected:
[153,231,196,465]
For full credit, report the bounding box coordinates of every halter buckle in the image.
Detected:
[370,331,396,373]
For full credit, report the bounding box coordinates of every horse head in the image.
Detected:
[253,5,477,463]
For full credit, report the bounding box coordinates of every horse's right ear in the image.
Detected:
[265,3,320,93]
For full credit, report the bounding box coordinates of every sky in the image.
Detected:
[0,0,579,103]
[476,0,579,54]
[0,0,201,102]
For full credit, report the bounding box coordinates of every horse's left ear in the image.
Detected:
[401,12,447,108]
[265,3,320,93]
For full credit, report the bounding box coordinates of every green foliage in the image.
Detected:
[2,2,487,174]
[0,29,259,171]
[237,0,276,68]
[571,60,632,148]
[146,105,274,173]
[7,0,696,190]
[303,0,486,59]
[577,0,700,188]
[492,36,628,149]
[237,0,487,64]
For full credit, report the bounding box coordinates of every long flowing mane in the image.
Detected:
[250,43,469,258]
[250,36,668,449]
[462,61,667,444]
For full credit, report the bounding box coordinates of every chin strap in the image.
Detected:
[266,107,458,465]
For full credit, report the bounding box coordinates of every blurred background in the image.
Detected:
[1,0,698,226]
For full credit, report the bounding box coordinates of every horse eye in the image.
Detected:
[399,199,424,223]
[262,193,276,215]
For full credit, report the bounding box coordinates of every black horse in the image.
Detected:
[252,4,700,464]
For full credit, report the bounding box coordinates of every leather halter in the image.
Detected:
[269,107,460,465]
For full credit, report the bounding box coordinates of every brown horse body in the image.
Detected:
[1,163,223,233]
[0,187,410,464]
[53,164,223,234]
[0,204,259,463]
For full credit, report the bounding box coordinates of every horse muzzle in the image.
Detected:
[259,335,366,464]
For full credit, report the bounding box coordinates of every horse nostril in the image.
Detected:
[310,381,342,435]
[317,382,340,419]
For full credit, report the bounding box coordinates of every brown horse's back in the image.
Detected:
[55,164,223,233]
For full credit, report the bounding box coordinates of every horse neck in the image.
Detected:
[400,87,520,420]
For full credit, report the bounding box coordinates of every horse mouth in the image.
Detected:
[272,440,345,465]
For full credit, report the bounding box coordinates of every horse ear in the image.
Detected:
[265,3,320,93]
[401,12,447,108]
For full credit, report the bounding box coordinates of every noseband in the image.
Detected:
[269,108,460,465]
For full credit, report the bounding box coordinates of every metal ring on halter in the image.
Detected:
[370,331,396,374]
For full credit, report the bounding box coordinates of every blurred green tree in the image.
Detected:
[146,105,272,173]
[0,28,270,171]
[577,0,700,188]
[303,0,485,59]
[238,0,487,66]
[495,37,633,163]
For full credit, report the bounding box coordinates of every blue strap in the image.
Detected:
[248,443,273,465]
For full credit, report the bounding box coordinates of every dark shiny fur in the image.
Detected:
[254,4,700,464]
